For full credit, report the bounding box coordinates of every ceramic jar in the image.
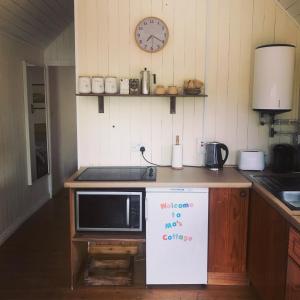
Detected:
[78,76,91,93]
[105,77,118,94]
[92,76,104,94]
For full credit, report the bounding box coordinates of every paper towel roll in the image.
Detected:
[172,144,183,169]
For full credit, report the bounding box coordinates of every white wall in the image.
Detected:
[0,32,48,244]
[44,23,75,67]
[75,0,300,167]
[49,67,77,194]
[45,21,77,194]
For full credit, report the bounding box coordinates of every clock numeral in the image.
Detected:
[139,40,142,44]
[139,26,143,30]
[164,33,167,37]
[162,26,164,30]
[144,22,147,25]
[144,44,147,48]
[137,33,140,37]
[151,47,153,51]
[157,45,160,49]
[150,19,154,23]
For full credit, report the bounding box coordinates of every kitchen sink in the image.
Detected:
[278,191,300,209]
[250,174,300,210]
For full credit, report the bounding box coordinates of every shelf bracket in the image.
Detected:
[98,96,104,113]
[170,96,176,114]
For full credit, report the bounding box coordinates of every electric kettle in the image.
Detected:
[205,142,229,170]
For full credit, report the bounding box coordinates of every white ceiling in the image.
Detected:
[278,0,300,25]
[0,0,73,48]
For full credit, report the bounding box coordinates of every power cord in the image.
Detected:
[139,146,170,167]
[139,146,202,168]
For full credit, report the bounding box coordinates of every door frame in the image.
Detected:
[22,61,52,197]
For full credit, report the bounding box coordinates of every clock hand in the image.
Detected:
[152,35,163,43]
[147,34,153,42]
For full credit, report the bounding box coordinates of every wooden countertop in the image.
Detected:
[64,166,251,189]
[292,216,300,231]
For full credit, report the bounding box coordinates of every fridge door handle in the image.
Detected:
[126,197,130,227]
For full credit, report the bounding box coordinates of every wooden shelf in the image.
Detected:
[72,233,146,244]
[76,93,207,114]
[76,93,207,98]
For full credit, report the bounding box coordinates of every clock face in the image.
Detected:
[135,17,169,53]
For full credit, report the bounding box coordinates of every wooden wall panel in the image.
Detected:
[75,0,300,167]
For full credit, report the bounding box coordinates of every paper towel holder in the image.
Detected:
[172,135,183,170]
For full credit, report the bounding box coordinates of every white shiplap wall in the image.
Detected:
[75,0,300,167]
[49,67,77,194]
[0,32,49,245]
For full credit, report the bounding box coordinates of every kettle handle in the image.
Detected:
[219,143,229,165]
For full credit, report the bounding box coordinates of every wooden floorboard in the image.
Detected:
[0,190,258,300]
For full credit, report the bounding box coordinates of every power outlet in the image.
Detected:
[197,138,206,166]
[196,138,205,155]
[131,143,143,152]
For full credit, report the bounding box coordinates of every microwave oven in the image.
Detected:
[75,189,145,232]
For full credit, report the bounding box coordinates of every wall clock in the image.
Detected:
[135,17,169,53]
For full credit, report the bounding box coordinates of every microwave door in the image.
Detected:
[76,191,142,232]
[77,193,129,231]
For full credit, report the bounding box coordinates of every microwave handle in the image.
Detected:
[145,197,148,221]
[126,197,130,227]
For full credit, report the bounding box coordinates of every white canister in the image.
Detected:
[92,76,104,94]
[120,78,129,95]
[105,77,118,94]
[78,76,91,93]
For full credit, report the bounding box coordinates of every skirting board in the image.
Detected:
[0,195,50,246]
[208,272,249,286]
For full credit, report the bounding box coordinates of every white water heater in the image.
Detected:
[252,44,295,112]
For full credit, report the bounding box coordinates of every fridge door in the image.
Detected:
[146,188,209,285]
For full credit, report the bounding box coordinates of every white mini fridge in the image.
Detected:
[146,187,209,285]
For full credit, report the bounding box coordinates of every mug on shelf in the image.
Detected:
[168,86,178,95]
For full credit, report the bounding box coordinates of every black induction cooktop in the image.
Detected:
[75,166,157,181]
